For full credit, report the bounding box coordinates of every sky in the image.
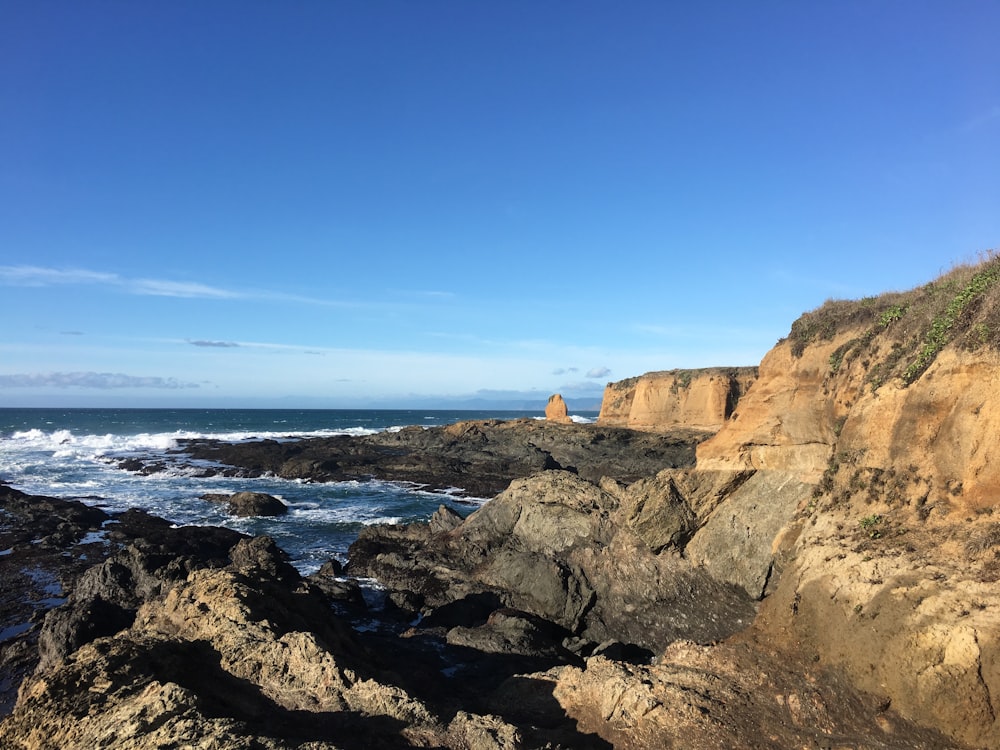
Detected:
[2,1,998,408]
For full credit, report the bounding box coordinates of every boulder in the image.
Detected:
[225,491,287,517]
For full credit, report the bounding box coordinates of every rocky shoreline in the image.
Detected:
[6,258,1000,748]
[142,418,711,497]
[0,421,962,748]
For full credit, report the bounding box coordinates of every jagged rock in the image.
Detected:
[445,608,576,661]
[36,522,259,671]
[428,504,464,533]
[617,472,697,553]
[5,566,443,749]
[544,393,572,423]
[225,491,287,517]
[227,535,299,581]
[445,711,522,750]
[350,471,757,651]
[552,643,954,750]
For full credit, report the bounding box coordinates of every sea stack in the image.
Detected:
[544,393,572,423]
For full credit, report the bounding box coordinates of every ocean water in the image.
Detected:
[0,408,596,573]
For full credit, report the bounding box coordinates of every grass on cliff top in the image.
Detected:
[785,250,1000,388]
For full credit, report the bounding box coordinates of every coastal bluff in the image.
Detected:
[5,256,1000,748]
[597,367,758,432]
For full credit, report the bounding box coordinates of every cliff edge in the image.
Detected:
[681,253,1000,747]
[598,367,758,432]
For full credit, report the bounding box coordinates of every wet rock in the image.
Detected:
[172,419,710,497]
[225,491,287,517]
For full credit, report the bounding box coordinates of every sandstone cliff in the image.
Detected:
[679,254,1000,748]
[598,367,758,432]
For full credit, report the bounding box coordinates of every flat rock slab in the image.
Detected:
[170,419,712,497]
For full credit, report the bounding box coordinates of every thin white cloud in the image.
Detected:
[131,278,241,299]
[188,339,240,348]
[0,372,200,389]
[586,367,611,379]
[0,264,353,306]
[0,266,117,286]
[0,265,237,299]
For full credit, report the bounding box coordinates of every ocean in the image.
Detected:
[0,408,596,574]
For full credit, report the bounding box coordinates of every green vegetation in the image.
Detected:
[879,304,907,327]
[785,251,1000,390]
[670,369,694,393]
[859,514,884,538]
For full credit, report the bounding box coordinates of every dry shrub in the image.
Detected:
[785,251,1000,388]
[964,522,1000,557]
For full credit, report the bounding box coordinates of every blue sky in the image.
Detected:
[2,1,998,408]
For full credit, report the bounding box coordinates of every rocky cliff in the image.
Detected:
[683,254,1000,747]
[598,367,758,432]
[5,255,1000,748]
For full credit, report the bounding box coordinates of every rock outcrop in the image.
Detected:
[7,255,1000,748]
[166,418,712,497]
[544,393,572,423]
[598,367,757,432]
[349,471,757,652]
[225,491,288,517]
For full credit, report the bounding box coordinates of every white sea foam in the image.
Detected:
[362,516,402,526]
[0,412,497,574]
[6,426,380,459]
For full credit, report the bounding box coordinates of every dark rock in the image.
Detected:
[422,592,503,630]
[318,558,344,576]
[168,419,710,497]
[227,535,299,583]
[225,491,287,517]
[350,471,758,653]
[445,609,577,662]
[36,519,254,670]
[428,504,464,533]
[309,574,367,610]
[590,639,654,664]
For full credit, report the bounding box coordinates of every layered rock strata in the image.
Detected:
[598,367,758,432]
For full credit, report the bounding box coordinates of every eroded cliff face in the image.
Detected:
[671,258,1000,748]
[598,367,758,432]
[746,340,1000,748]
